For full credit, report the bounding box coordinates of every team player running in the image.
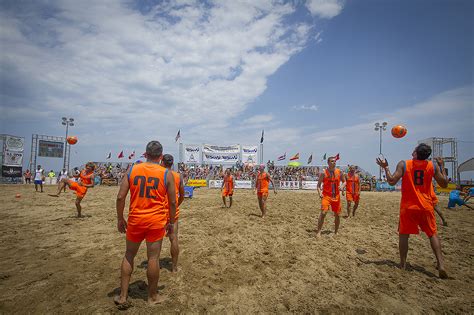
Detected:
[376,143,449,278]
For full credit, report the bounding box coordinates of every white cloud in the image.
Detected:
[293,105,319,111]
[243,114,274,125]
[0,0,319,148]
[305,0,344,19]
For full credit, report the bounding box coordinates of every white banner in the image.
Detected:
[301,181,318,190]
[203,153,239,164]
[241,145,258,164]
[203,144,240,154]
[209,180,223,188]
[235,180,252,189]
[4,150,23,166]
[279,181,300,190]
[5,136,24,152]
[184,144,201,164]
[208,180,252,189]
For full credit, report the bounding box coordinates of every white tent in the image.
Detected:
[457,157,474,181]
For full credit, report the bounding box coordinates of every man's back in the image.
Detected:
[401,160,435,211]
[128,162,168,227]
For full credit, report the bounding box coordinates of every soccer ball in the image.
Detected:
[391,125,407,138]
[67,136,78,145]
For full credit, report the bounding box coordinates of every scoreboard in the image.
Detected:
[38,140,64,158]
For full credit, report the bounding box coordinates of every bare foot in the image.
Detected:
[315,232,321,238]
[438,269,448,279]
[114,295,131,310]
[148,294,166,305]
[443,221,448,227]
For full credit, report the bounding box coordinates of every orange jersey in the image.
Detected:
[80,169,94,186]
[223,175,234,192]
[322,168,342,199]
[256,172,270,193]
[346,173,360,194]
[128,162,169,228]
[401,160,436,211]
[171,170,181,219]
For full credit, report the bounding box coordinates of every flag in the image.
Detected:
[322,153,327,160]
[290,153,299,161]
[128,151,135,159]
[175,129,181,142]
[106,152,111,159]
[118,151,124,159]
[307,154,313,164]
[277,153,286,161]
[335,153,340,161]
[260,130,264,143]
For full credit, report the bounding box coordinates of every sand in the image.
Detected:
[0,185,472,313]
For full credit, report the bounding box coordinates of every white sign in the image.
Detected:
[4,150,23,166]
[184,144,201,164]
[5,136,24,152]
[203,144,240,154]
[235,180,252,189]
[241,145,258,164]
[208,180,223,188]
[203,153,239,164]
[301,181,318,190]
[279,181,300,190]
[208,179,252,189]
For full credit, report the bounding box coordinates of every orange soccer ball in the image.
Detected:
[67,136,78,145]
[391,125,407,138]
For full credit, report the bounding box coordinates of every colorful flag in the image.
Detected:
[277,153,286,161]
[106,152,111,159]
[290,153,299,161]
[118,151,124,159]
[322,153,327,160]
[335,153,340,161]
[307,154,313,164]
[260,130,264,143]
[175,129,181,142]
[128,151,135,159]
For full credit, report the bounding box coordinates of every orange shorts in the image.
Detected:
[126,223,166,243]
[346,192,360,202]
[257,191,269,198]
[321,195,341,214]
[222,190,233,197]
[399,208,437,237]
[68,180,88,198]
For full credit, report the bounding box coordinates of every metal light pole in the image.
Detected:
[62,117,74,169]
[374,122,387,180]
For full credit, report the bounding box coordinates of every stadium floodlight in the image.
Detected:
[374,121,388,180]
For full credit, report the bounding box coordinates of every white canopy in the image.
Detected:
[458,158,474,173]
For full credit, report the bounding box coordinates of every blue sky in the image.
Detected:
[1,0,472,178]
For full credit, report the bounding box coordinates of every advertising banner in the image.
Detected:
[2,165,22,177]
[241,145,258,164]
[203,153,239,164]
[208,180,223,188]
[235,180,252,189]
[5,136,24,152]
[301,181,318,190]
[183,144,201,164]
[436,183,457,194]
[186,179,207,187]
[3,151,23,166]
[203,144,240,154]
[279,181,300,190]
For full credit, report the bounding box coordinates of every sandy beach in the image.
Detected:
[0,185,472,313]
